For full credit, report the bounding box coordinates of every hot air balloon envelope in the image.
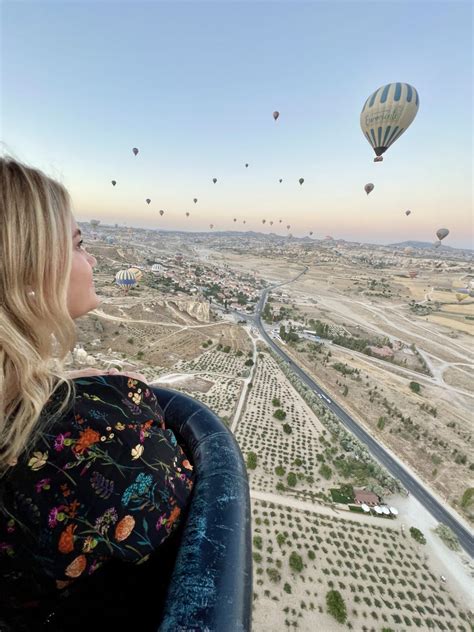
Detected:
[360,83,419,159]
[132,148,139,156]
[111,180,116,186]
[273,111,279,120]
[365,183,375,195]
[436,228,449,240]
[146,199,151,204]
[299,178,304,185]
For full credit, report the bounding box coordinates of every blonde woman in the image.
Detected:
[0,157,194,630]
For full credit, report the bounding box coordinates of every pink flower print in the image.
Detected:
[155,513,167,530]
[54,432,71,452]
[48,507,60,528]
[35,478,51,493]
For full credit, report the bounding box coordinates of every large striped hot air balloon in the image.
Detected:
[360,83,419,162]
[115,269,137,293]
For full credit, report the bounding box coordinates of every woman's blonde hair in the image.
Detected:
[0,156,77,472]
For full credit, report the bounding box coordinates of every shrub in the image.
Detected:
[409,527,426,544]
[283,583,292,594]
[433,524,461,551]
[244,359,254,366]
[275,465,286,476]
[253,535,263,550]
[283,423,292,435]
[272,397,281,407]
[287,472,297,487]
[319,464,333,480]
[289,552,304,573]
[246,452,257,470]
[326,589,347,624]
[266,567,281,583]
[273,409,287,421]
[409,381,421,394]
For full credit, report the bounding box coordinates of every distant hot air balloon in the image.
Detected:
[186,212,190,217]
[193,198,198,203]
[299,178,304,185]
[213,178,217,184]
[233,218,237,222]
[146,198,151,205]
[128,267,143,283]
[404,246,414,255]
[405,210,411,216]
[408,271,418,278]
[111,180,117,186]
[132,148,139,156]
[309,231,313,236]
[360,83,419,162]
[270,221,273,226]
[209,223,214,229]
[273,111,280,121]
[365,183,375,195]
[115,269,137,293]
[159,210,165,217]
[436,228,449,241]
[262,219,266,224]
[287,224,291,230]
[243,220,246,224]
[456,293,468,303]
[279,179,283,183]
[245,163,249,168]
[325,235,334,241]
[279,219,282,223]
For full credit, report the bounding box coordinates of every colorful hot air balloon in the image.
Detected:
[115,269,137,292]
[128,267,143,283]
[436,228,449,241]
[193,198,198,203]
[212,178,217,184]
[360,83,419,162]
[273,111,280,121]
[111,180,116,186]
[132,148,139,156]
[456,293,468,303]
[299,178,304,185]
[146,198,151,205]
[159,210,165,217]
[365,183,375,195]
[405,210,411,216]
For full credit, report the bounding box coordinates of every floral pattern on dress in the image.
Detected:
[0,375,194,610]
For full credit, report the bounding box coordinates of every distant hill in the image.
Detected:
[387,240,472,253]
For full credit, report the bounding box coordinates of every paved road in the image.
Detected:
[230,269,474,557]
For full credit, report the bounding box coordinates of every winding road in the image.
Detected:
[232,268,474,557]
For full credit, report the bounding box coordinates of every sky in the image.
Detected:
[2,1,473,248]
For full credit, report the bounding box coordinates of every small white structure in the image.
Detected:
[373,506,383,514]
[381,506,391,516]
[360,503,371,513]
[389,506,399,516]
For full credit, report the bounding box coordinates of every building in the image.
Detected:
[354,489,380,506]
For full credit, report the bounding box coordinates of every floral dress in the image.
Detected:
[0,375,195,614]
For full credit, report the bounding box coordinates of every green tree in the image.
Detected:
[275,465,286,476]
[273,409,287,421]
[287,472,297,487]
[409,381,421,394]
[272,397,281,407]
[326,590,347,624]
[282,423,292,435]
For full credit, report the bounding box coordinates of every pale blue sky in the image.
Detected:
[2,1,472,247]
